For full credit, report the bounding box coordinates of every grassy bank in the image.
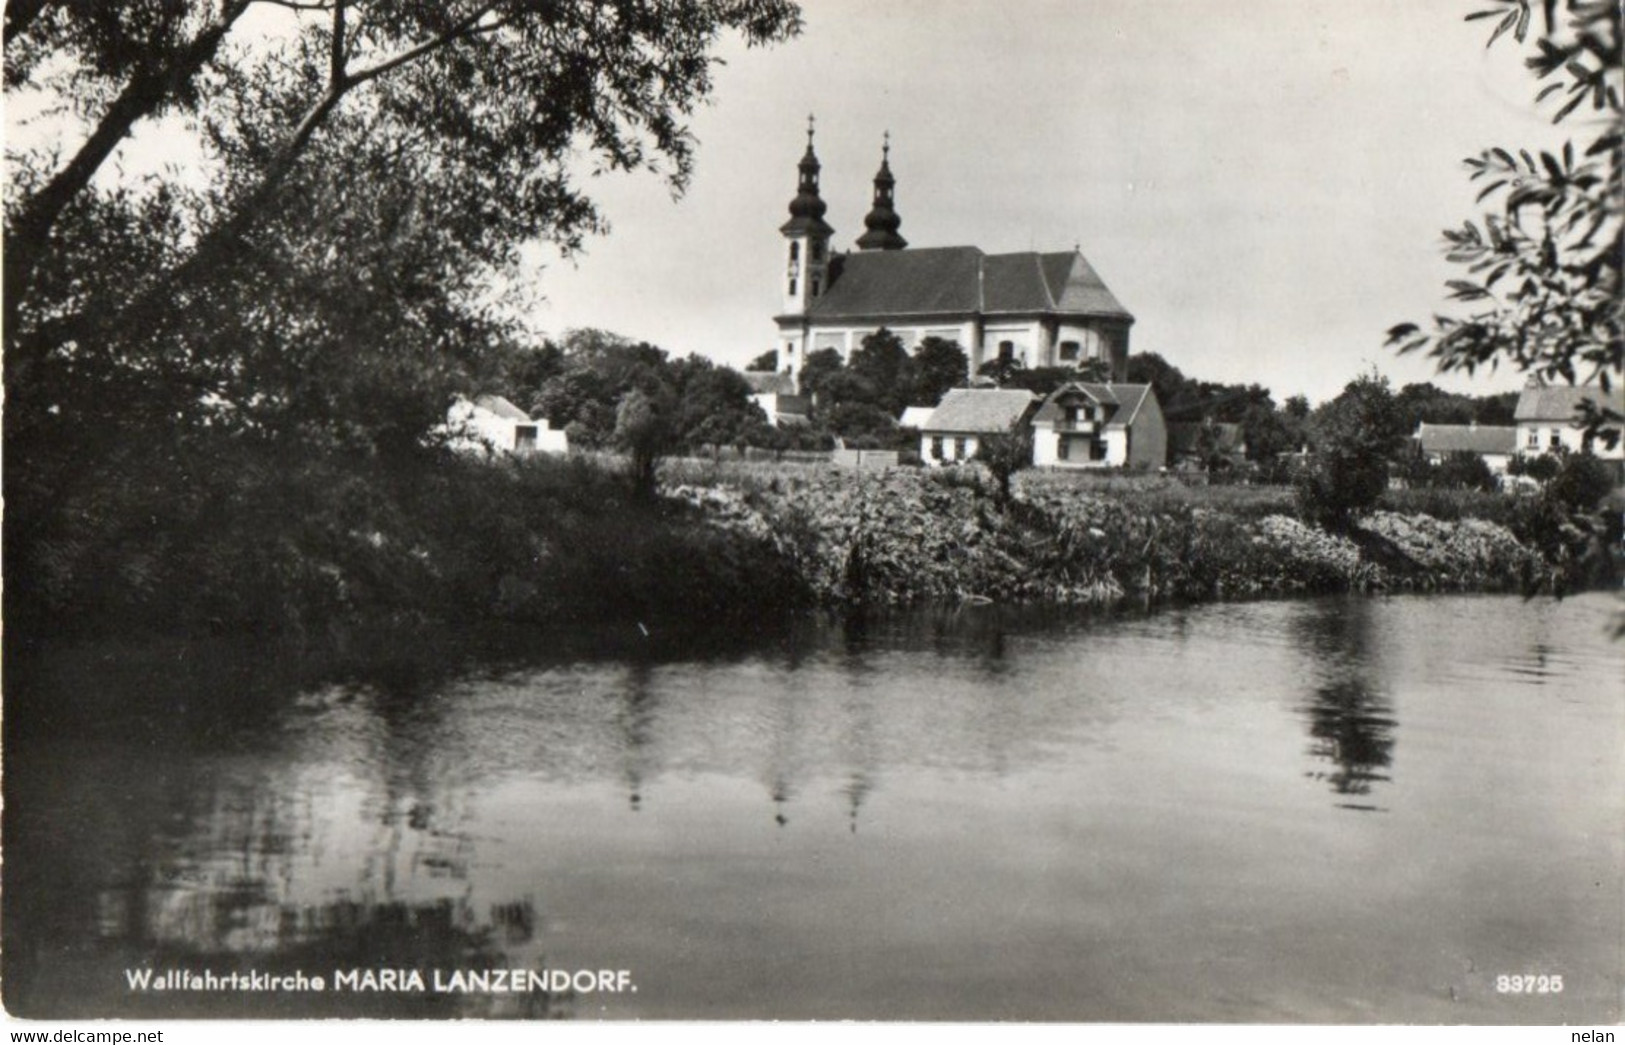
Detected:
[666,463,1558,608]
[10,448,1596,647]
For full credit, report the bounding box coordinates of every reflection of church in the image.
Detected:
[773,118,1134,380]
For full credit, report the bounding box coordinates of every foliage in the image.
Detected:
[909,336,969,406]
[1386,0,1622,440]
[615,384,677,499]
[1297,372,1408,530]
[4,0,803,635]
[747,349,779,371]
[1507,450,1563,480]
[973,422,1035,508]
[1544,450,1616,511]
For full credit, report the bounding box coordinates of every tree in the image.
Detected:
[910,337,968,406]
[848,328,913,414]
[1386,0,1621,441]
[3,2,802,629]
[974,421,1034,508]
[747,349,779,372]
[615,384,676,500]
[798,347,846,399]
[1297,372,1408,530]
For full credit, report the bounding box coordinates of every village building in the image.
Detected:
[1414,422,1517,474]
[1031,383,1166,470]
[1512,376,1624,462]
[772,121,1134,383]
[742,370,812,427]
[916,388,1037,467]
[445,394,568,456]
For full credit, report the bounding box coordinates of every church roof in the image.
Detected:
[806,246,1131,321]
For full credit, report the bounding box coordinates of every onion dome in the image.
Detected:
[855,132,907,251]
[780,114,835,238]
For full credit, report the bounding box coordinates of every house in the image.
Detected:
[897,405,936,430]
[743,370,812,426]
[917,388,1037,467]
[1513,377,1624,461]
[445,394,568,456]
[1167,421,1247,471]
[1414,422,1517,474]
[771,121,1133,382]
[1031,383,1166,470]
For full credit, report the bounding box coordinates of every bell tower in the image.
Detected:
[779,115,834,320]
[856,131,907,251]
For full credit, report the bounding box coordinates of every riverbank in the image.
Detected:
[8,450,1603,647]
[666,463,1562,607]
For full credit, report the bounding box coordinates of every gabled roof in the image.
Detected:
[1031,382,1153,429]
[805,246,1132,321]
[1514,380,1623,423]
[473,394,531,421]
[921,388,1037,433]
[743,370,798,396]
[1415,423,1516,455]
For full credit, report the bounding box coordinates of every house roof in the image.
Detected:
[805,246,1132,321]
[1513,380,1623,423]
[1031,382,1153,429]
[898,405,937,429]
[473,394,531,421]
[921,388,1037,433]
[1415,423,1516,455]
[743,370,798,395]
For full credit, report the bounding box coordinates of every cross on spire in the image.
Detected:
[807,113,815,145]
[882,130,890,160]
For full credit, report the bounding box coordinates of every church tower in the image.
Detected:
[855,132,907,251]
[779,115,834,319]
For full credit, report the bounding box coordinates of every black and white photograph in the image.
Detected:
[3,0,1622,1033]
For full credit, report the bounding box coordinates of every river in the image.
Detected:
[3,593,1620,1022]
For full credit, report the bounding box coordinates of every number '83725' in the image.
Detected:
[1496,974,1562,994]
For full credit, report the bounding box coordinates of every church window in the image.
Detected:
[1058,340,1080,362]
[811,240,825,262]
[789,242,800,261]
[998,341,1014,362]
[811,277,821,296]
[788,277,797,295]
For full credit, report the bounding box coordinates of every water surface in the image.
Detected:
[4,593,1621,1021]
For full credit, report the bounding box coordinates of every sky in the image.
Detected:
[522,0,1582,404]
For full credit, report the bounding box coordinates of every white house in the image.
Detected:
[445,394,568,456]
[1513,377,1624,461]
[1030,383,1166,470]
[917,388,1037,467]
[1415,422,1517,474]
[743,370,812,426]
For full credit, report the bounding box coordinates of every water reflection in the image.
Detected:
[5,596,1622,1022]
[1292,599,1397,809]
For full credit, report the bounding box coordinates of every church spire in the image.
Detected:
[780,114,833,238]
[856,131,907,251]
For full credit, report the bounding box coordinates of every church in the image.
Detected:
[773,119,1135,383]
